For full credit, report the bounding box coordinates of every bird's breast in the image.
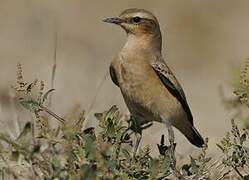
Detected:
[115,53,182,123]
[118,56,155,99]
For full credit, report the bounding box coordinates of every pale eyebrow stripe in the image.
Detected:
[132,12,155,20]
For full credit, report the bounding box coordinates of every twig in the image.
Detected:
[1,167,4,180]
[30,116,36,153]
[49,31,58,108]
[85,70,109,120]
[232,165,244,179]
[217,169,232,180]
[40,105,65,123]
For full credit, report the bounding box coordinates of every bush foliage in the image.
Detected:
[0,63,248,179]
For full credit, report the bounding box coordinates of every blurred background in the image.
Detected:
[0,0,249,156]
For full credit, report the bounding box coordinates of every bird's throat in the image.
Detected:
[123,33,162,53]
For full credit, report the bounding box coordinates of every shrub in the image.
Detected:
[0,63,248,179]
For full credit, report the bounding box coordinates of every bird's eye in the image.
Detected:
[132,16,141,23]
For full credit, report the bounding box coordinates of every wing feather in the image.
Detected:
[109,64,119,87]
[151,61,193,125]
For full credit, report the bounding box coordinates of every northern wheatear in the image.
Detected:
[103,8,204,164]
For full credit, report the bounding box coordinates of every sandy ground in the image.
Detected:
[0,0,249,156]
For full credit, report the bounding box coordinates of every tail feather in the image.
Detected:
[174,121,204,148]
[186,126,204,148]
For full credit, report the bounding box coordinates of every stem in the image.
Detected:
[218,169,232,180]
[1,167,4,180]
[40,105,65,123]
[85,71,109,120]
[30,117,36,145]
[49,31,58,108]
[232,165,244,178]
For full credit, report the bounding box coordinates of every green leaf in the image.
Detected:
[51,157,60,170]
[95,105,123,143]
[16,122,31,146]
[160,155,171,176]
[80,164,97,180]
[20,100,40,112]
[84,135,96,161]
[11,150,20,161]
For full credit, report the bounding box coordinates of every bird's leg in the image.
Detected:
[129,116,142,159]
[133,131,142,159]
[121,126,132,142]
[167,125,176,167]
[166,122,183,178]
[121,118,137,144]
[167,124,176,168]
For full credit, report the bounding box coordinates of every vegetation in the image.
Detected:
[0,62,248,179]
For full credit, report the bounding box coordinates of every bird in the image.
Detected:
[103,8,204,166]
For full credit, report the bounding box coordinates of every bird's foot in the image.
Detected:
[121,130,133,145]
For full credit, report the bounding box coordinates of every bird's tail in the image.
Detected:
[186,126,204,148]
[174,121,204,148]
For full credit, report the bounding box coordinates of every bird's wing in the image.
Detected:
[151,60,193,125]
[110,54,125,87]
[109,64,119,87]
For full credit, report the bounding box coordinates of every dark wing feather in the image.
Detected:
[109,65,119,87]
[151,62,193,125]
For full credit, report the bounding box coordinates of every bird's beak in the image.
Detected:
[102,17,124,25]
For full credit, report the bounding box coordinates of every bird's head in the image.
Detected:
[103,8,161,36]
